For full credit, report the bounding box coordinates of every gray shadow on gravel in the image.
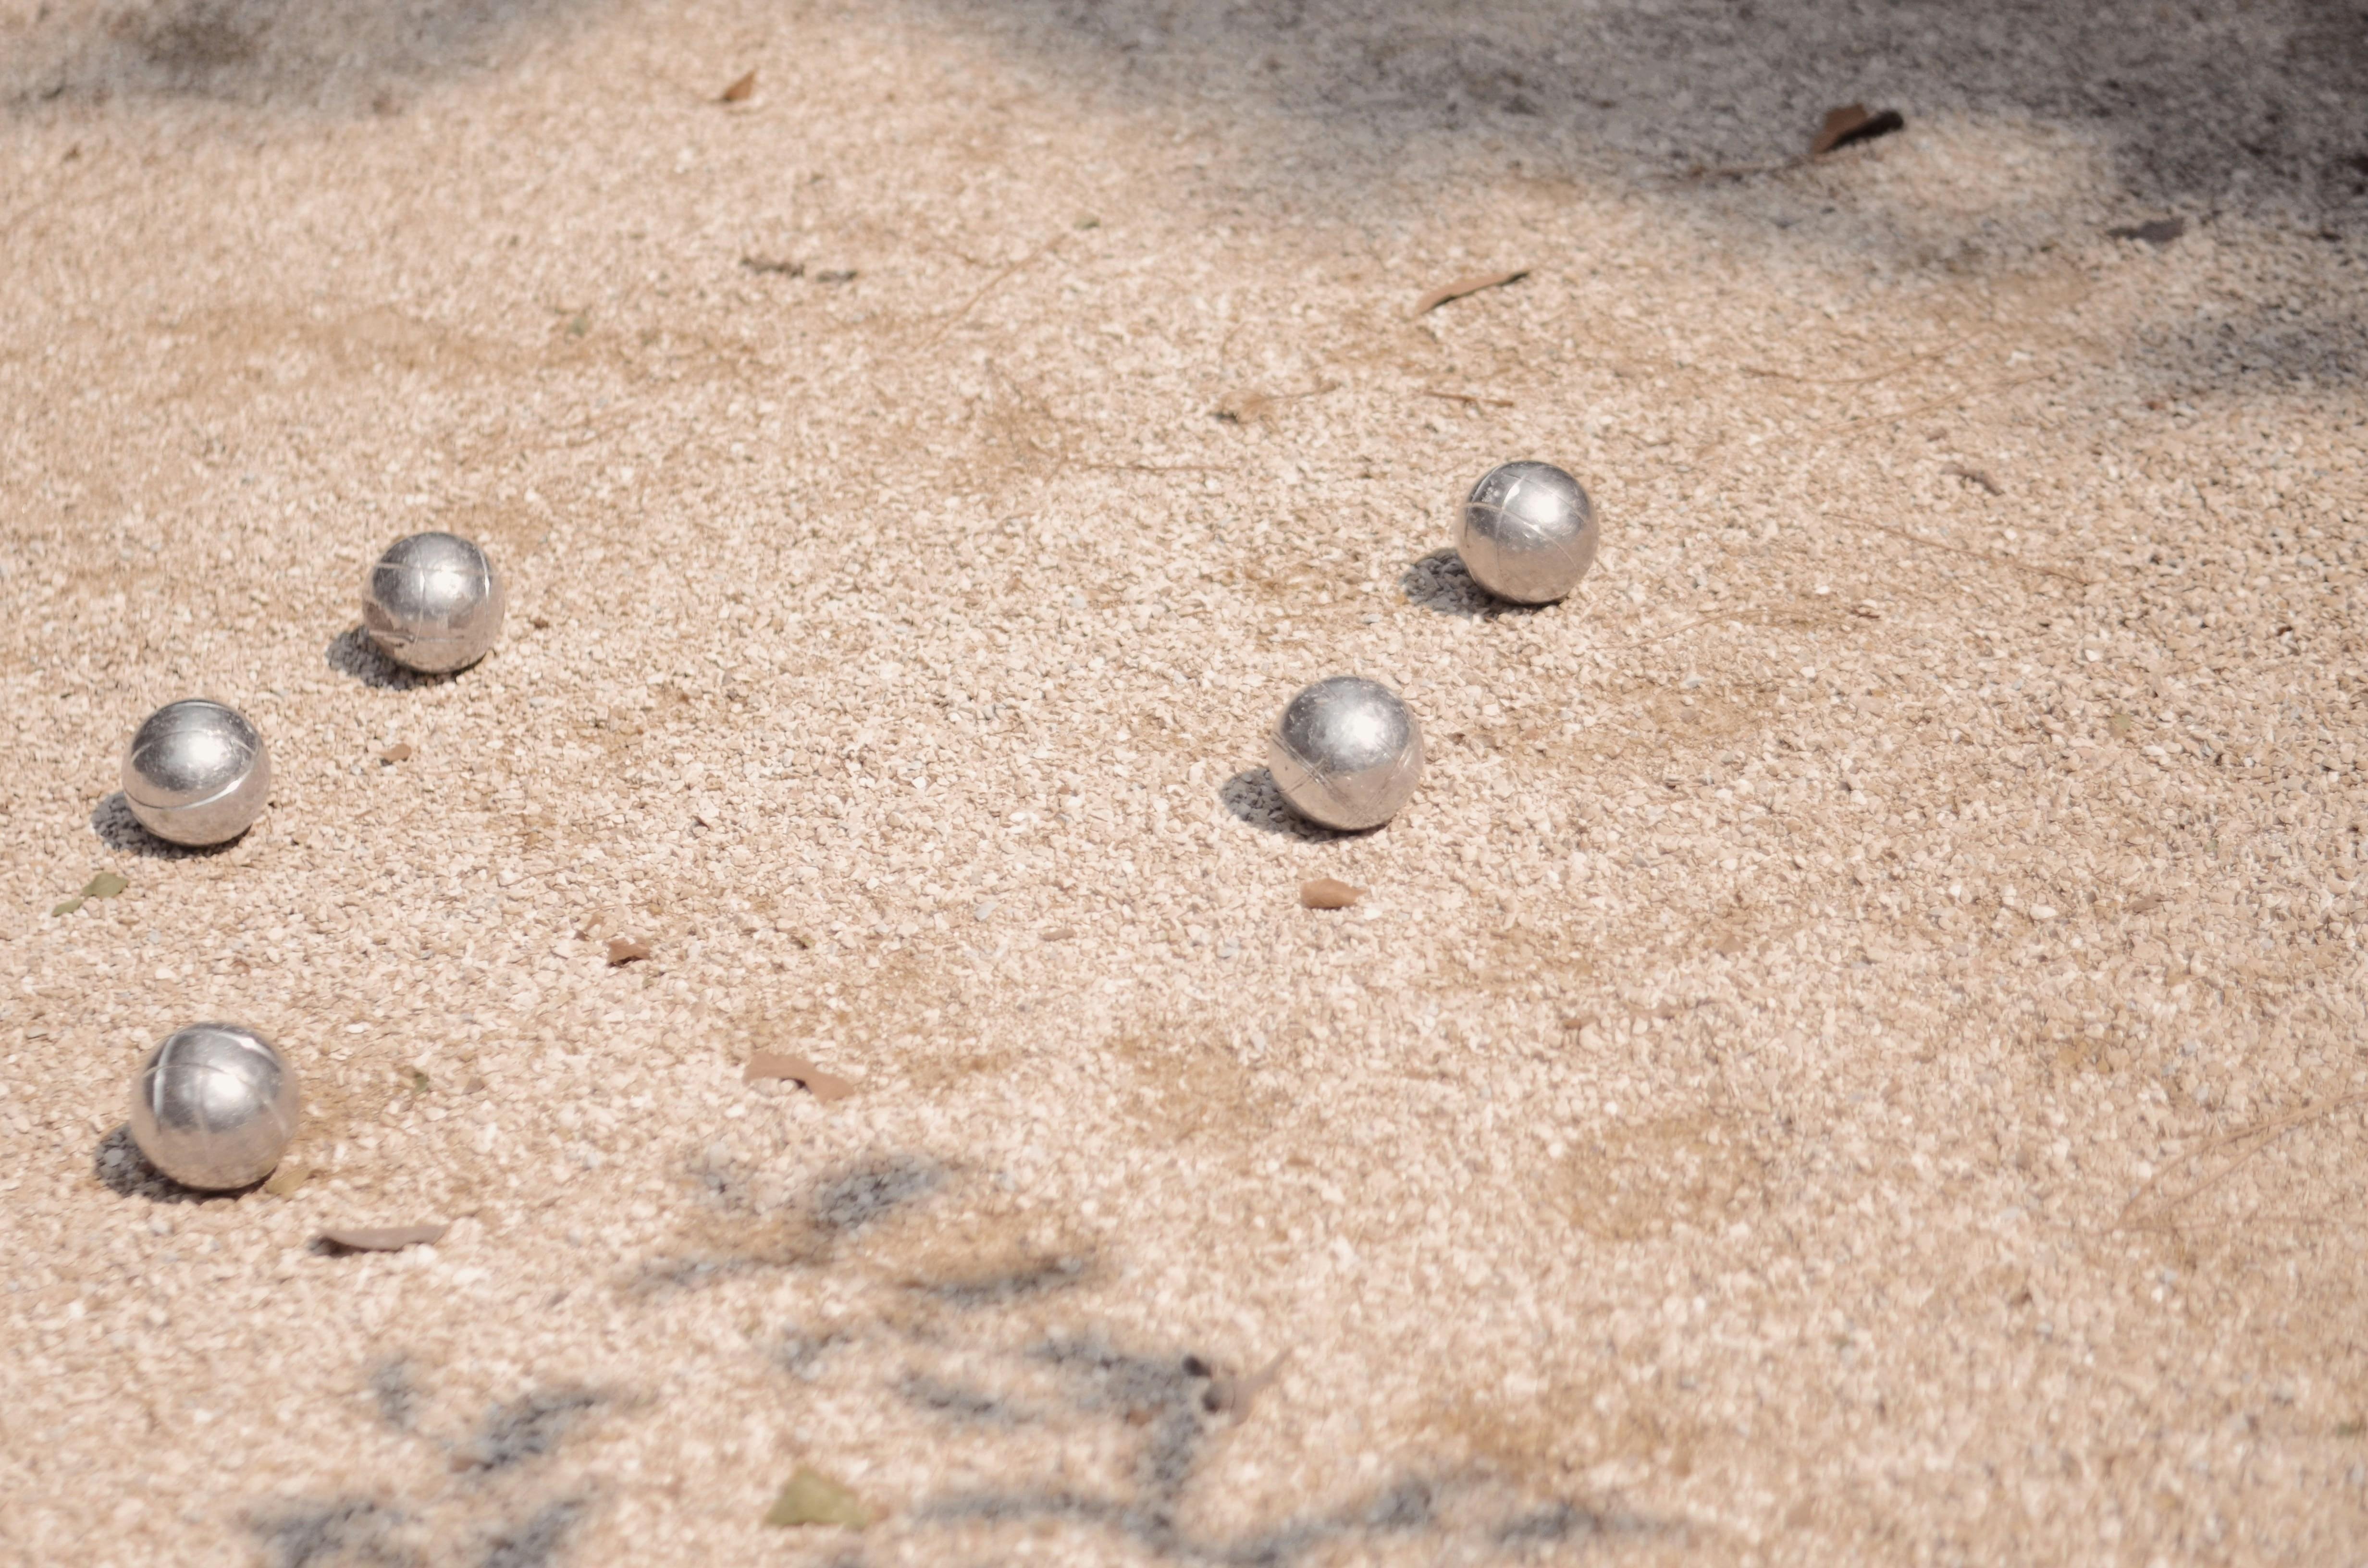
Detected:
[89,791,246,858]
[906,1330,1669,1562]
[325,626,455,691]
[1217,768,1361,842]
[93,1123,260,1203]
[5,0,614,115]
[250,1498,418,1568]
[1399,548,1555,621]
[907,0,2368,223]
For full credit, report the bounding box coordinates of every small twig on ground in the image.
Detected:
[1821,371,2060,437]
[2115,1092,2367,1233]
[1418,387,1516,408]
[1412,269,1529,317]
[1742,328,1987,387]
[926,237,1061,346]
[1837,515,2090,586]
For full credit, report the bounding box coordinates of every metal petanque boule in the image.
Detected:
[1456,460,1598,605]
[1267,675,1425,831]
[121,698,271,847]
[362,531,506,673]
[128,1023,301,1191]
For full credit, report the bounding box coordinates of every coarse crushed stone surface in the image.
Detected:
[2,0,2366,1563]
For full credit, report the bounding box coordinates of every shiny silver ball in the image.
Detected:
[1267,675,1425,831]
[1456,460,1598,604]
[362,531,506,673]
[129,1023,300,1191]
[121,698,271,847]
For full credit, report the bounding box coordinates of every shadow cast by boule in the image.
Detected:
[1398,548,1553,620]
[88,791,246,859]
[94,1124,261,1204]
[325,625,455,691]
[1217,768,1367,842]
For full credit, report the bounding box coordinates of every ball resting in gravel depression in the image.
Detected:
[362,531,506,673]
[1267,675,1425,831]
[120,698,271,847]
[1456,460,1598,605]
[128,1024,300,1191]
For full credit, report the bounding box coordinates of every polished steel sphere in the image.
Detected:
[121,698,271,846]
[1456,460,1598,605]
[129,1023,300,1191]
[362,531,506,673]
[1267,675,1424,831]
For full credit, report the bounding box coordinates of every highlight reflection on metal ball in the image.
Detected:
[1456,460,1598,605]
[122,698,271,846]
[1267,675,1424,831]
[129,1023,299,1191]
[362,531,506,673]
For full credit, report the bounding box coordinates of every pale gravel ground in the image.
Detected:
[3,0,2368,1564]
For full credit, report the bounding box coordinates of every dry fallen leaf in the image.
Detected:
[745,1050,856,1102]
[720,69,757,103]
[607,937,651,966]
[2108,217,2186,247]
[741,255,805,277]
[1412,268,1529,317]
[319,1223,447,1253]
[1205,1348,1293,1421]
[1943,462,2003,496]
[263,1162,313,1197]
[378,743,413,763]
[2108,711,2137,739]
[1041,926,1077,942]
[764,1467,870,1529]
[1299,878,1365,910]
[1811,104,1906,156]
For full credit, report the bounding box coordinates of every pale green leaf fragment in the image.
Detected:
[763,1467,870,1530]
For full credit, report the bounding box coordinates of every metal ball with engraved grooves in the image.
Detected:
[1267,675,1425,831]
[121,698,271,846]
[129,1023,300,1191]
[362,531,506,673]
[1456,460,1598,604]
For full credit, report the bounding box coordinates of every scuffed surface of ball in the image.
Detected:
[1456,460,1597,605]
[1267,675,1424,831]
[363,531,506,673]
[120,698,271,847]
[128,1024,300,1192]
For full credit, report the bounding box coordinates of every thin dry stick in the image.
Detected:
[1741,328,1988,387]
[1821,370,2059,437]
[1418,387,1516,408]
[926,238,1060,347]
[2115,1092,2367,1233]
[1837,515,2091,586]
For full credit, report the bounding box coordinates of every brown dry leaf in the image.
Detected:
[263,1161,312,1197]
[1041,926,1077,942]
[745,1050,856,1102]
[607,937,652,966]
[1811,104,1906,156]
[1206,1348,1293,1422]
[1299,878,1365,910]
[720,69,757,103]
[1412,268,1529,317]
[2108,711,2137,739]
[319,1223,448,1253]
[2108,217,2186,247]
[378,743,413,763]
[1943,463,2003,496]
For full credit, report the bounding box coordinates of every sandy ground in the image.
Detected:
[3,0,2368,1563]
